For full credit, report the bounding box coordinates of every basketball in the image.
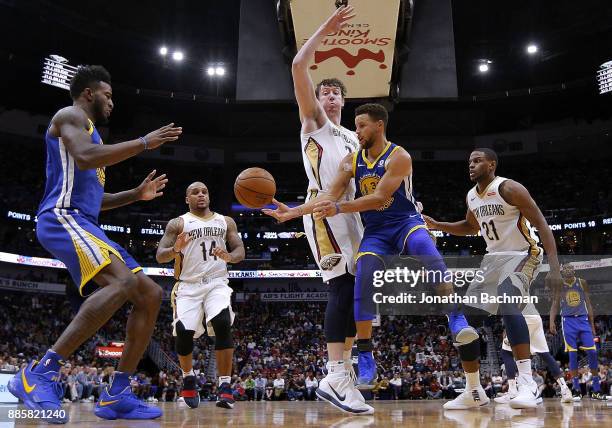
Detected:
[234,167,276,208]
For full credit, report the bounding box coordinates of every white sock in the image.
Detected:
[508,378,517,394]
[466,371,480,389]
[557,377,567,388]
[327,360,346,375]
[182,369,195,378]
[516,359,533,383]
[218,376,231,386]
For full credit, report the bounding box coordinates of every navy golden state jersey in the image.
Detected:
[560,278,588,317]
[353,142,420,228]
[38,118,106,223]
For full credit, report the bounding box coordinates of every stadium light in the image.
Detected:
[172,51,184,62]
[159,46,168,56]
[215,66,225,76]
[526,44,538,54]
[478,59,492,74]
[207,67,215,76]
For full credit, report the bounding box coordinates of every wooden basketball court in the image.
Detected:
[2,399,610,427]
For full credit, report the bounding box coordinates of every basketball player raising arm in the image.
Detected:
[263,4,374,416]
[156,182,244,410]
[267,104,478,402]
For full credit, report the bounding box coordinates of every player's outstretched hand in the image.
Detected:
[173,232,192,254]
[422,214,438,229]
[262,199,296,223]
[313,200,338,220]
[321,5,356,34]
[144,123,182,150]
[137,170,168,201]
[211,247,233,263]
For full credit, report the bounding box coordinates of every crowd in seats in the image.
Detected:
[1,136,612,265]
[1,290,611,402]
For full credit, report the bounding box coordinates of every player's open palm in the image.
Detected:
[321,5,356,34]
[144,123,183,150]
[262,199,293,223]
[211,247,232,263]
[137,170,168,201]
[173,232,191,253]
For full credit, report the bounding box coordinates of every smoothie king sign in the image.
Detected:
[290,0,400,98]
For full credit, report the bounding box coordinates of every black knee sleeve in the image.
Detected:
[210,308,233,350]
[175,320,195,356]
[325,273,356,343]
[457,339,481,362]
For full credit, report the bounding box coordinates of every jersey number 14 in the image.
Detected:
[201,241,218,261]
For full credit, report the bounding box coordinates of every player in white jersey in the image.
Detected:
[263,5,372,415]
[424,148,562,410]
[156,182,245,410]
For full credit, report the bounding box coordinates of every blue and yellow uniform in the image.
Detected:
[352,142,429,259]
[36,118,141,296]
[560,277,595,352]
[350,142,472,388]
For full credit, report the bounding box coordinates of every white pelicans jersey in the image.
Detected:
[467,176,541,256]
[174,212,228,282]
[300,118,363,282]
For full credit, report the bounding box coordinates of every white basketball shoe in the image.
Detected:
[443,386,490,410]
[509,378,539,409]
[316,372,374,415]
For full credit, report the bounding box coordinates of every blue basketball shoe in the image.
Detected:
[448,312,479,346]
[355,352,377,390]
[7,360,68,424]
[94,386,162,420]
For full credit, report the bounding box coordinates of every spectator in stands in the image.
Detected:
[254,374,266,401]
[265,378,274,401]
[245,374,255,401]
[390,373,402,400]
[76,366,94,402]
[273,373,285,401]
[286,375,303,401]
[304,372,318,401]
[427,377,443,399]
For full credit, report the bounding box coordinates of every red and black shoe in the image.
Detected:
[181,375,200,409]
[216,383,235,409]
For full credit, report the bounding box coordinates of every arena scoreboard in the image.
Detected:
[41,55,77,91]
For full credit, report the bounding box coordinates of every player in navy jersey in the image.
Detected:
[550,264,607,400]
[264,103,478,392]
[7,65,182,422]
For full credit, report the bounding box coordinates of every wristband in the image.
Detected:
[335,202,341,214]
[139,136,148,150]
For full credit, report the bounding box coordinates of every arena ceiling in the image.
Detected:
[0,0,611,138]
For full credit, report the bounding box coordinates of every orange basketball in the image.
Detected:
[234,167,276,208]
